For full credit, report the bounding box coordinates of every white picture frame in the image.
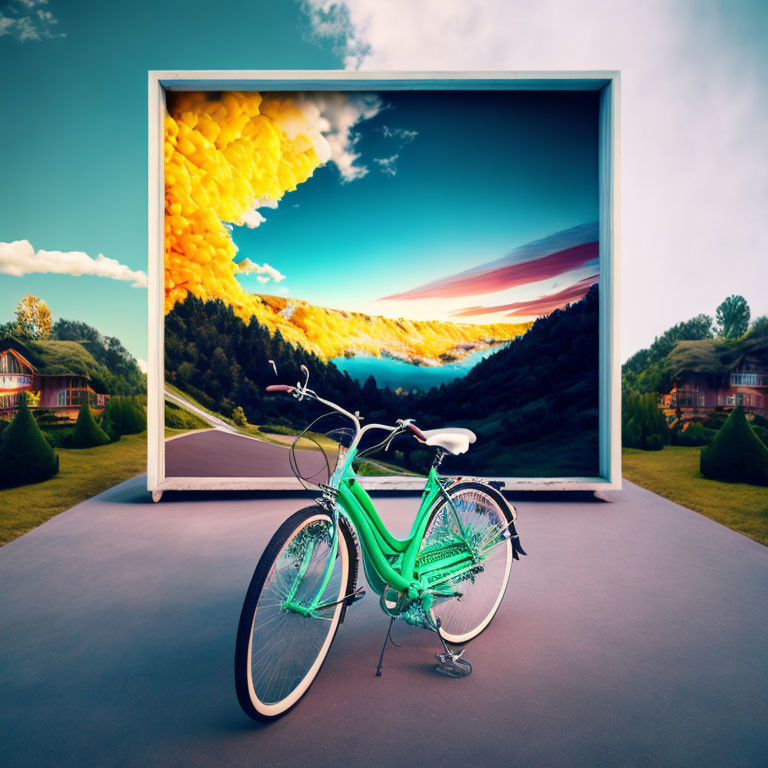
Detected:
[147,70,620,499]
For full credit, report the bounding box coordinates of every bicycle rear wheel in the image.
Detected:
[234,507,356,722]
[419,482,513,644]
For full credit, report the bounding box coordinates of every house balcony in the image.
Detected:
[729,372,768,387]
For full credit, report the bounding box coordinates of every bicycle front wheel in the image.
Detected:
[419,482,513,644]
[234,507,356,722]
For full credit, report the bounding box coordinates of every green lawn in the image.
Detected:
[623,446,768,546]
[0,432,147,546]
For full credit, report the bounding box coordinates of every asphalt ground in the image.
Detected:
[1,477,766,767]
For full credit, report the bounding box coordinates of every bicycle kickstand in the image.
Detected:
[434,618,472,678]
[375,616,401,677]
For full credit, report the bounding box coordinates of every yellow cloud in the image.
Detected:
[163,91,323,321]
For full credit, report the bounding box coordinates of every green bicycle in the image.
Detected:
[234,366,526,722]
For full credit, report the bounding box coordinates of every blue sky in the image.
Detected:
[231,90,598,314]
[0,0,339,363]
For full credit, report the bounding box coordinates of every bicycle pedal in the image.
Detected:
[346,588,366,605]
[434,653,472,678]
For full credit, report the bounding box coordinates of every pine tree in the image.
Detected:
[0,393,59,487]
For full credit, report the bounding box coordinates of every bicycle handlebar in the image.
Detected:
[265,382,425,448]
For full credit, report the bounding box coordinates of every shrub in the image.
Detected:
[752,424,768,448]
[71,401,111,448]
[100,396,146,439]
[41,426,75,449]
[231,406,247,426]
[0,418,9,437]
[672,422,716,447]
[0,396,59,488]
[622,392,670,450]
[700,406,768,486]
[259,423,298,436]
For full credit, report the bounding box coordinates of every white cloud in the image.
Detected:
[0,240,147,287]
[276,286,291,297]
[236,195,280,229]
[236,259,286,284]
[0,0,64,42]
[381,126,418,144]
[284,92,385,182]
[374,154,399,176]
[302,0,768,360]
[136,359,148,374]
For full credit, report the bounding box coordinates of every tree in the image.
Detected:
[71,400,111,448]
[700,406,768,486]
[0,393,59,488]
[715,295,750,338]
[622,314,713,391]
[748,315,768,338]
[15,294,52,339]
[622,392,670,450]
[0,320,16,338]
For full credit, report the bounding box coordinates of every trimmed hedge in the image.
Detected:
[672,422,717,447]
[0,396,59,488]
[100,396,146,440]
[71,401,111,448]
[700,406,768,486]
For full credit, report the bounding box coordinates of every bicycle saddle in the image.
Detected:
[421,427,477,455]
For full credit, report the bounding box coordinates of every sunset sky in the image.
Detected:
[231,89,599,325]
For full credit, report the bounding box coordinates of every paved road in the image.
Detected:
[165,429,302,477]
[1,480,766,767]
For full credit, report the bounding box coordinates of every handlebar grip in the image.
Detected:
[407,423,426,441]
[266,384,295,393]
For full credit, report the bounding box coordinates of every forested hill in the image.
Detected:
[411,285,600,475]
[166,287,600,477]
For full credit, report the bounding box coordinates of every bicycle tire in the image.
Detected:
[234,506,358,722]
[418,481,514,645]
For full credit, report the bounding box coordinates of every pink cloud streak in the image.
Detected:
[383,241,598,301]
[452,275,599,319]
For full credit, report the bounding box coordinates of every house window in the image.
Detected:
[57,390,68,406]
[0,353,22,374]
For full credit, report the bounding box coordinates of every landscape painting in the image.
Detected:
[162,88,600,481]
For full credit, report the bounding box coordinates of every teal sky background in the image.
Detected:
[0,0,340,363]
[231,90,598,309]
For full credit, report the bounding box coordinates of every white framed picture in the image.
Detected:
[147,71,620,499]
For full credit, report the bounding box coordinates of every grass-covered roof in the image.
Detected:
[1,336,102,379]
[667,336,768,379]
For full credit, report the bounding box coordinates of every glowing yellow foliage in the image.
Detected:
[253,295,531,364]
[163,91,322,321]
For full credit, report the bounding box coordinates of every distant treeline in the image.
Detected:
[165,286,600,477]
[51,319,145,395]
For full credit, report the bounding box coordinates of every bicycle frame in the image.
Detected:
[274,375,501,623]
